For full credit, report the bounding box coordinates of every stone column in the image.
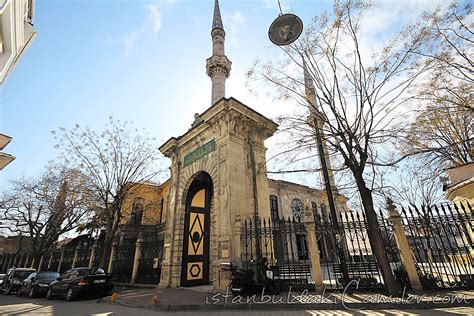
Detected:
[130,233,143,284]
[5,254,12,271]
[7,254,14,270]
[47,251,54,270]
[387,199,422,292]
[107,239,118,274]
[71,245,80,268]
[57,248,65,273]
[38,255,44,272]
[12,253,19,267]
[89,242,98,268]
[1,254,10,272]
[304,210,324,292]
[23,254,30,268]
[0,254,6,272]
[16,253,24,267]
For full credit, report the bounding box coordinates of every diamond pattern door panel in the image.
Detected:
[181,187,210,287]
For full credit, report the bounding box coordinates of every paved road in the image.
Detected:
[0,293,473,315]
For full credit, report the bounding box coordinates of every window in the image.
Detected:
[61,270,71,279]
[27,272,37,280]
[320,202,328,222]
[159,198,164,224]
[130,198,144,225]
[269,195,279,221]
[291,198,304,221]
[296,233,309,260]
[311,201,317,213]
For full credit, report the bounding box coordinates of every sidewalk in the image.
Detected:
[99,285,474,312]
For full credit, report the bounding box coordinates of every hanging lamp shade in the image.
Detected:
[268,13,303,46]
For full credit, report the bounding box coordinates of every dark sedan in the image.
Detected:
[18,271,60,298]
[1,268,36,294]
[46,267,113,301]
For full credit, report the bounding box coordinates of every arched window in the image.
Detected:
[311,201,317,213]
[269,195,279,221]
[159,198,164,224]
[320,202,328,222]
[130,198,144,225]
[291,198,304,221]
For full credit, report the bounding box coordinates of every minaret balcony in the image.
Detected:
[206,55,232,78]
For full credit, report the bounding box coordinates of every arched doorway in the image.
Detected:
[180,172,213,287]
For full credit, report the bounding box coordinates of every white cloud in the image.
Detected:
[122,24,146,56]
[261,0,290,12]
[146,4,163,34]
[122,1,177,55]
[357,0,449,61]
[186,10,199,25]
[223,11,247,47]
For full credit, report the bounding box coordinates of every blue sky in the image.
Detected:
[0,0,447,188]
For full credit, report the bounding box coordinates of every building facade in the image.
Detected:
[0,0,36,84]
[444,162,474,204]
[0,133,14,170]
[113,0,349,291]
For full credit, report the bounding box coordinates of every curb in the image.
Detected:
[98,297,474,312]
[113,283,157,290]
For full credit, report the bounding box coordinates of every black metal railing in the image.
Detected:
[136,232,164,284]
[112,238,135,283]
[59,246,75,273]
[240,217,313,290]
[401,201,473,290]
[314,209,387,290]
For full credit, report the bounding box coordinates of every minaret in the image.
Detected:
[303,57,338,194]
[206,0,232,105]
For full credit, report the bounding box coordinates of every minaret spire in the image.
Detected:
[206,0,232,105]
[303,57,338,194]
[212,0,224,31]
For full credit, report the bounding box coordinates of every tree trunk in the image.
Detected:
[99,231,113,268]
[355,174,400,296]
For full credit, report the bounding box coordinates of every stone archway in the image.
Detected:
[180,171,213,286]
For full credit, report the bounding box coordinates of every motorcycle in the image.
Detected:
[220,257,281,296]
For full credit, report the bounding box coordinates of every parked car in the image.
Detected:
[46,267,113,301]
[0,274,5,287]
[17,271,60,298]
[1,268,36,294]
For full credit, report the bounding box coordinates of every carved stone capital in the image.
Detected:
[206,55,232,78]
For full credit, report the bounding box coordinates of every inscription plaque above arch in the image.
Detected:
[183,139,216,167]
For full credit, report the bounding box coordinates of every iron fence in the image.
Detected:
[240,217,313,290]
[74,239,93,268]
[401,202,473,290]
[136,231,164,284]
[314,209,391,291]
[47,250,62,272]
[59,246,75,274]
[112,238,135,283]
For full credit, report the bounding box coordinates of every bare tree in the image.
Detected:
[402,104,472,174]
[380,160,444,207]
[248,0,437,295]
[416,2,473,110]
[52,117,165,268]
[0,168,92,268]
[401,2,473,173]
